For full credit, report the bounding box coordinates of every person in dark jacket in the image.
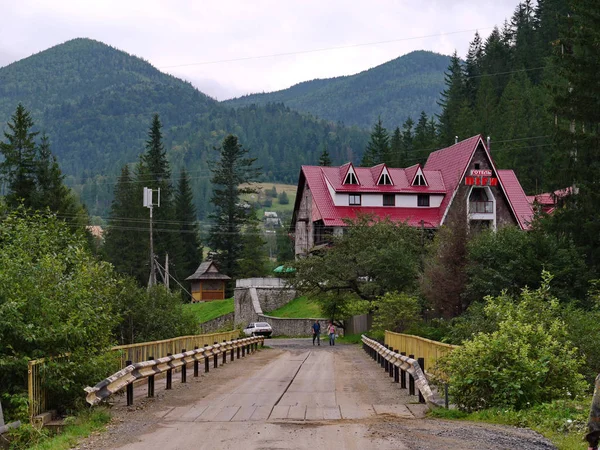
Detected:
[587,374,600,449]
[311,321,321,346]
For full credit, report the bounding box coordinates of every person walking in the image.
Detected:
[311,320,321,346]
[328,322,336,346]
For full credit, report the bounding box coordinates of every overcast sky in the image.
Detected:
[0,0,518,100]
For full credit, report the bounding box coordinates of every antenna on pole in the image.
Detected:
[144,187,161,288]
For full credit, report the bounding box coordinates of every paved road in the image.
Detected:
[84,339,555,450]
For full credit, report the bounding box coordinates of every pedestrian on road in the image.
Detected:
[328,322,336,346]
[586,373,600,449]
[312,320,321,346]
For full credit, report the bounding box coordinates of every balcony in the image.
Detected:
[469,201,494,214]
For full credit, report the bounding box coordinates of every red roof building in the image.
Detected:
[291,135,534,256]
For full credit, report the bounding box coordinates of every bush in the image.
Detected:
[278,191,289,205]
[372,292,420,333]
[440,273,587,411]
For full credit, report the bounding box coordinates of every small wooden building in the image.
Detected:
[185,261,231,302]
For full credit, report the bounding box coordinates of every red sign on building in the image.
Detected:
[465,176,498,186]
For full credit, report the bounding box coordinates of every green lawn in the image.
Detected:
[184,298,234,323]
[267,296,323,318]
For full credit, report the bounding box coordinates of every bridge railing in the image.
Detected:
[361,335,443,408]
[384,331,459,373]
[28,330,241,421]
[85,336,264,406]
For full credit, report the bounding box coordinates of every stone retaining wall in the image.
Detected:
[258,314,330,338]
[199,312,235,333]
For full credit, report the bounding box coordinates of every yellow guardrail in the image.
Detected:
[28,330,241,420]
[384,331,459,373]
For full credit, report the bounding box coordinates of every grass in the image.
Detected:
[240,182,298,218]
[267,296,323,318]
[428,397,591,450]
[9,408,111,450]
[184,298,234,323]
[337,333,363,344]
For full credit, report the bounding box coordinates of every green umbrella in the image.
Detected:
[273,265,295,273]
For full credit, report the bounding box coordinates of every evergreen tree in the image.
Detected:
[172,169,203,287]
[546,0,600,275]
[401,117,414,165]
[0,104,39,208]
[437,52,467,146]
[390,126,402,167]
[361,117,390,166]
[481,27,513,97]
[318,145,332,166]
[237,220,268,278]
[474,75,498,138]
[104,164,147,283]
[208,135,261,279]
[413,111,430,152]
[465,31,484,104]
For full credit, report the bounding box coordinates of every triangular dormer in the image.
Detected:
[377,166,393,185]
[411,166,428,187]
[342,163,359,185]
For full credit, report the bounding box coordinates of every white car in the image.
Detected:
[243,322,273,337]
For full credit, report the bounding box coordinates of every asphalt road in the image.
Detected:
[82,339,555,450]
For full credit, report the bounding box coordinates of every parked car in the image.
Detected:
[243,322,273,337]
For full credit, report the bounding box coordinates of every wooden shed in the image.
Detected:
[185,261,231,302]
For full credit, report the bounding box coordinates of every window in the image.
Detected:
[417,194,430,207]
[349,194,361,205]
[383,194,395,206]
[414,174,426,186]
[474,163,480,170]
[378,173,392,185]
[344,171,358,185]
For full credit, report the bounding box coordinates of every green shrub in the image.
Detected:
[441,273,587,411]
[371,291,420,333]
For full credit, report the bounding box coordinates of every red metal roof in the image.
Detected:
[497,170,534,230]
[297,134,532,231]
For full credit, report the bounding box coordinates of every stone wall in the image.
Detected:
[257,314,330,338]
[199,312,235,333]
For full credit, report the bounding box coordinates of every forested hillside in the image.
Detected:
[225,51,449,129]
[0,39,368,218]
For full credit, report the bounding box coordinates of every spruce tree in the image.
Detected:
[237,220,268,278]
[390,127,402,167]
[401,117,414,165]
[0,104,39,208]
[413,111,430,152]
[361,117,390,166]
[208,135,261,279]
[104,164,148,283]
[547,0,600,275]
[173,169,202,285]
[465,32,483,104]
[318,145,332,166]
[437,52,467,146]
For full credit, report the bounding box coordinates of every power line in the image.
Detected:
[158,27,495,69]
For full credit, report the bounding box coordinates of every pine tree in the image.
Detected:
[437,52,467,146]
[208,135,261,279]
[361,117,390,166]
[172,169,202,287]
[0,104,39,208]
[413,111,430,152]
[401,117,414,165]
[481,27,513,97]
[237,220,268,278]
[465,32,484,104]
[474,75,498,138]
[318,145,332,166]
[104,164,148,283]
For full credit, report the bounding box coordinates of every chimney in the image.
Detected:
[455,136,458,144]
[487,136,491,152]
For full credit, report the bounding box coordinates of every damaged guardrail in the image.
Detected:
[85,336,264,406]
[361,335,443,408]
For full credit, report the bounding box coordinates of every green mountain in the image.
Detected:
[224,51,450,129]
[0,38,368,218]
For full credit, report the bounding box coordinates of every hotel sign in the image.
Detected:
[470,169,492,176]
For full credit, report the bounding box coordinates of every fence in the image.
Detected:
[361,335,443,408]
[384,331,459,373]
[28,330,240,421]
[85,336,264,406]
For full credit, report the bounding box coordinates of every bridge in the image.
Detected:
[79,337,554,450]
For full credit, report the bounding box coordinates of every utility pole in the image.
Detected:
[143,187,160,287]
[165,253,170,289]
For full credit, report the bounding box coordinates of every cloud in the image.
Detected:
[0,0,518,99]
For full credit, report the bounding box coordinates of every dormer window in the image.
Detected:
[344,171,358,185]
[378,172,392,185]
[414,174,426,186]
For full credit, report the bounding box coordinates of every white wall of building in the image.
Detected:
[332,192,444,208]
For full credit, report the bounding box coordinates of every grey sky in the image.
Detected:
[0,0,518,100]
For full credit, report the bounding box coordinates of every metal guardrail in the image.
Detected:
[28,330,241,420]
[384,331,458,373]
[85,336,264,406]
[362,335,443,408]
